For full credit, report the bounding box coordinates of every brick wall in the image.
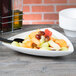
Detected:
[23,0,76,25]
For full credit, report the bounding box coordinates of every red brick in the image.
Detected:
[23,6,30,12]
[32,21,54,24]
[23,14,42,20]
[44,0,67,4]
[23,0,42,4]
[69,0,76,3]
[56,5,76,12]
[44,14,59,20]
[32,6,54,12]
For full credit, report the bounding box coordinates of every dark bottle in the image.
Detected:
[0,0,2,32]
[2,22,12,32]
[0,0,12,32]
[1,0,12,17]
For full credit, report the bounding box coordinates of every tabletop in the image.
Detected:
[0,24,76,76]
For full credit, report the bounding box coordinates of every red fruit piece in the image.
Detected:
[45,29,52,37]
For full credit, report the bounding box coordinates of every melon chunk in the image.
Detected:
[45,29,52,37]
[40,36,45,44]
[11,41,20,47]
[22,40,33,48]
[41,42,49,47]
[48,40,61,50]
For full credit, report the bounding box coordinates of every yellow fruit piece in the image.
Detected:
[31,37,40,46]
[29,29,40,39]
[22,40,33,48]
[55,39,67,47]
[22,29,41,48]
[28,29,40,46]
[50,37,56,42]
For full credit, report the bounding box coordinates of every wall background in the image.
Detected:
[23,0,76,25]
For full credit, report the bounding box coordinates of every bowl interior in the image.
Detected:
[60,8,76,19]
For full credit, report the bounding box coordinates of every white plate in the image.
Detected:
[2,28,74,57]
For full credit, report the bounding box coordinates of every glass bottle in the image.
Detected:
[13,0,23,30]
